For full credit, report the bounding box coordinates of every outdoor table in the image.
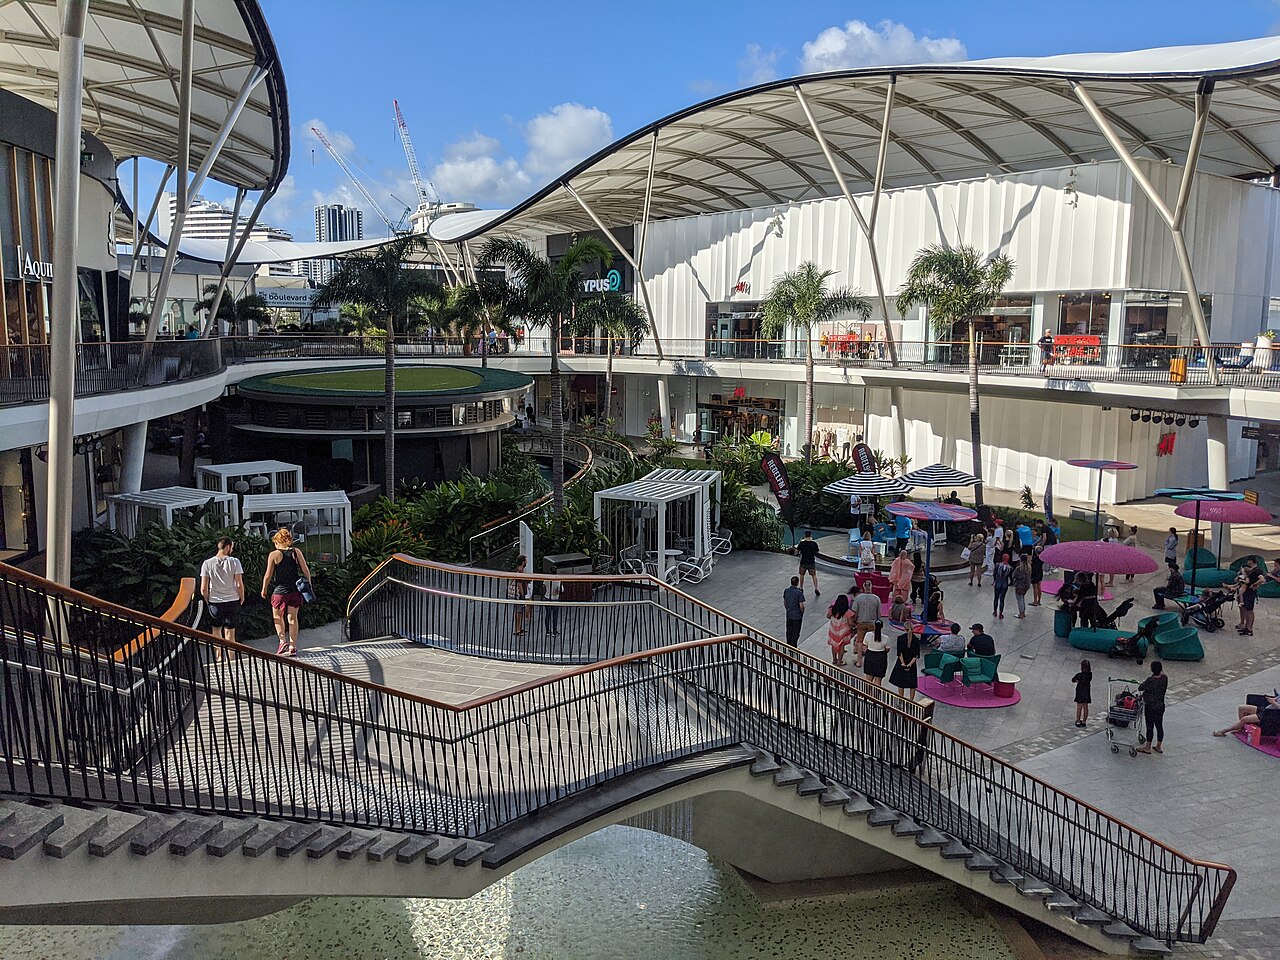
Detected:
[994,673,1021,698]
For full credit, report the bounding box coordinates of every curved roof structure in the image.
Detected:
[0,0,288,191]
[430,35,1280,242]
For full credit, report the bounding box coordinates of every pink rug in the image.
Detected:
[1043,579,1114,601]
[919,675,1022,709]
[1233,731,1280,758]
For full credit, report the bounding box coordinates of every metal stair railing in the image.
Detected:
[0,562,1234,943]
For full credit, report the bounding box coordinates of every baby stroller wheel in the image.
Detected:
[1111,744,1119,753]
[1129,747,1137,757]
[1212,617,1223,631]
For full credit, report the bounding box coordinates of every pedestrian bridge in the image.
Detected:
[0,557,1234,954]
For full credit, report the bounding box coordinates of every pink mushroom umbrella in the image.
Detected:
[1174,499,1273,585]
[1041,540,1160,576]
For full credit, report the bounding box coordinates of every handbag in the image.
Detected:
[960,546,972,561]
[295,577,316,603]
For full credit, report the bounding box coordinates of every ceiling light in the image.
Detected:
[1141,411,1152,422]
[1175,415,1186,426]
[1189,418,1200,428]
[1130,411,1140,422]
[1164,414,1176,425]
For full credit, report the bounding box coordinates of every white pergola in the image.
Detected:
[644,468,724,528]
[196,460,303,495]
[107,486,237,538]
[240,491,352,560]
[594,480,704,580]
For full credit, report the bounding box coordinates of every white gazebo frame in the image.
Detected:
[107,487,238,538]
[594,480,705,581]
[240,491,353,560]
[644,468,723,528]
[196,460,304,495]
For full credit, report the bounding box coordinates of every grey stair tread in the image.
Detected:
[965,851,1001,871]
[819,784,851,807]
[773,762,804,787]
[395,835,438,864]
[452,840,492,866]
[1073,906,1112,925]
[42,807,109,859]
[843,794,875,816]
[425,837,468,865]
[241,821,293,858]
[795,773,826,796]
[1044,892,1080,910]
[335,831,379,860]
[0,803,64,860]
[306,827,354,859]
[88,809,148,857]
[366,832,412,862]
[206,819,259,857]
[129,814,182,856]
[867,806,900,827]
[891,817,924,837]
[1013,878,1056,896]
[915,826,949,848]
[991,863,1024,883]
[939,838,972,859]
[1129,937,1172,956]
[167,818,223,856]
[274,823,323,858]
[749,756,782,776]
[1103,922,1143,939]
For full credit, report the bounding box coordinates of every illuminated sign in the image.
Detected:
[15,245,53,283]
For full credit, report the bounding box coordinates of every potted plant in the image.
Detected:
[1252,330,1277,370]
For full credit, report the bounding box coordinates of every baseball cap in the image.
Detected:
[970,623,984,631]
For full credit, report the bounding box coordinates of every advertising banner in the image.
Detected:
[851,442,876,474]
[760,452,794,521]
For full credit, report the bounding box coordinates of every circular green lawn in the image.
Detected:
[265,367,483,395]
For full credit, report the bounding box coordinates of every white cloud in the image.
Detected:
[302,118,356,159]
[738,43,780,85]
[261,173,297,223]
[429,102,615,207]
[800,19,966,73]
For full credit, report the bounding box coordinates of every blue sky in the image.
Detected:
[252,0,1280,241]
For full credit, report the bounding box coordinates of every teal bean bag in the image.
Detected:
[1069,627,1149,658]
[1153,626,1204,662]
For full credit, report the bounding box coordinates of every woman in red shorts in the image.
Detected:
[261,527,312,655]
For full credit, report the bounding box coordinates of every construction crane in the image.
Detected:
[310,125,398,232]
[393,99,437,219]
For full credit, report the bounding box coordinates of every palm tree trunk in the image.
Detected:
[551,315,565,513]
[804,330,815,463]
[480,322,489,368]
[603,333,614,422]
[384,315,397,502]
[968,322,984,508]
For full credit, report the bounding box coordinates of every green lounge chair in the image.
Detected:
[1136,612,1180,636]
[1153,626,1204,662]
[922,651,962,685]
[1069,628,1149,659]
[960,654,1001,688]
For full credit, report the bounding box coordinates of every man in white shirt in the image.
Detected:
[200,537,245,643]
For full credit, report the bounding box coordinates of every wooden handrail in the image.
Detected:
[112,577,198,662]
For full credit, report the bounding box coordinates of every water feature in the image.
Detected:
[0,825,1014,959]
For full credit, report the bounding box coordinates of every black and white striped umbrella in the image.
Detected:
[823,473,910,498]
[902,463,979,489]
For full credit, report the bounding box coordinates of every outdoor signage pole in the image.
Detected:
[760,452,795,542]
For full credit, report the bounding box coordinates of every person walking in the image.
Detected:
[1164,527,1180,567]
[858,531,877,574]
[888,548,913,602]
[992,553,1012,619]
[1122,525,1140,581]
[982,526,998,581]
[260,528,311,656]
[851,580,881,670]
[1071,659,1092,727]
[783,576,806,647]
[1037,328,1055,373]
[967,532,986,587]
[509,555,533,636]
[893,513,912,556]
[200,537,244,644]
[910,550,926,602]
[1011,555,1031,618]
[795,530,821,596]
[825,593,853,666]
[1137,660,1168,754]
[1030,544,1045,606]
[888,628,921,700]
[544,577,563,637]
[862,619,890,686]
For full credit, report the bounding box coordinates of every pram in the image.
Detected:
[1179,588,1234,633]
[1106,615,1152,665]
[1087,597,1135,631]
[1105,678,1146,756]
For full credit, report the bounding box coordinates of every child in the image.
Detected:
[1071,659,1092,727]
[889,593,911,623]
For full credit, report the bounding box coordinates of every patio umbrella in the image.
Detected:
[822,473,910,498]
[1041,540,1159,576]
[886,501,978,626]
[1157,487,1245,592]
[1173,498,1271,589]
[901,463,979,491]
[1066,459,1138,539]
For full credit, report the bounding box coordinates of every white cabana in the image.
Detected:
[594,480,704,582]
[196,460,303,495]
[107,487,238,538]
[240,491,352,560]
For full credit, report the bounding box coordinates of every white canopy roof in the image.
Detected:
[0,0,288,191]
[109,485,234,508]
[596,480,702,504]
[241,491,351,514]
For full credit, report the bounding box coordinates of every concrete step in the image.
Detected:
[818,783,851,807]
[795,771,826,797]
[965,851,1001,872]
[42,806,108,859]
[365,832,411,863]
[746,747,781,777]
[129,814,183,856]
[206,819,259,857]
[241,821,293,859]
[1103,922,1143,940]
[891,817,924,838]
[0,803,64,860]
[773,761,804,788]
[1013,878,1055,897]
[88,809,148,858]
[866,805,900,828]
[425,837,468,865]
[306,827,353,859]
[452,840,492,866]
[915,826,949,848]
[335,830,379,861]
[167,818,222,856]
[991,862,1024,884]
[843,793,875,817]
[1044,891,1080,911]
[394,835,437,864]
[274,823,323,858]
[1073,906,1112,926]
[1129,937,1172,956]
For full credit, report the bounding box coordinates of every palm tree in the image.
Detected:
[568,291,648,422]
[195,283,271,335]
[480,236,612,511]
[759,262,871,463]
[338,302,381,338]
[896,244,1014,508]
[316,235,439,501]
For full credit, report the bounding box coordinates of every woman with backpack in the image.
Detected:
[261,528,312,656]
[1010,555,1032,618]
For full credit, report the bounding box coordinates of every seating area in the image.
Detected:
[919,651,1015,708]
[1068,627,1149,658]
[598,472,730,585]
[1187,552,1264,589]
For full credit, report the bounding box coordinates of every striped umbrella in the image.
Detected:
[902,463,979,490]
[887,501,979,625]
[822,473,910,498]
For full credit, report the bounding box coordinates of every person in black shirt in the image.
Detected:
[1152,560,1186,610]
[1137,660,1168,754]
[966,623,995,657]
[1236,560,1262,636]
[1037,329,1055,372]
[795,530,821,596]
[782,576,806,647]
[1071,659,1092,727]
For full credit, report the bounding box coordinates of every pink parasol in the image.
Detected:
[1173,500,1271,524]
[1040,541,1159,576]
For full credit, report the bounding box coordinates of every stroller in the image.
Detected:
[1089,597,1135,631]
[1107,615,1152,665]
[1179,588,1233,633]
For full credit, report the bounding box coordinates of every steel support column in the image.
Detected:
[45,0,90,584]
[1206,417,1232,558]
[1073,80,1218,384]
[127,163,174,279]
[198,187,245,336]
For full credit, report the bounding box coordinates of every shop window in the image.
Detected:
[1058,292,1111,339]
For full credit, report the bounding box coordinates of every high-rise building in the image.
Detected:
[308,203,363,285]
[159,193,298,277]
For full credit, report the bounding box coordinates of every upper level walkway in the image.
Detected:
[0,556,1236,953]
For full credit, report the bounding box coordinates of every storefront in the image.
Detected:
[696,386,784,444]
